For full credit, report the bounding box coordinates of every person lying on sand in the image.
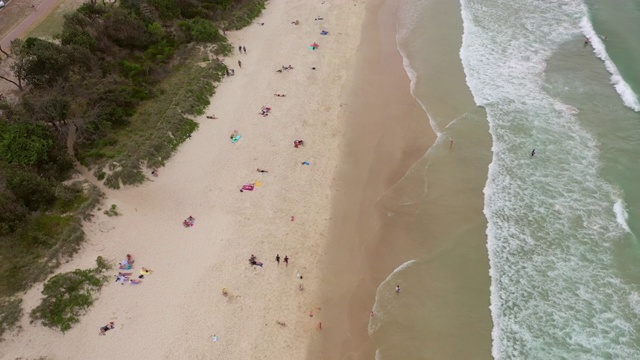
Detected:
[274,93,286,97]
[99,322,115,335]
[206,115,217,119]
[130,279,142,285]
[294,140,304,148]
[256,168,268,173]
[291,20,300,25]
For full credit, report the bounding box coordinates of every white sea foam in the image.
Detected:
[580,17,640,112]
[460,0,640,357]
[368,259,416,336]
[396,0,442,136]
[613,197,631,233]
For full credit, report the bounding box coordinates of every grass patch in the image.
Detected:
[0,297,22,340]
[103,204,120,217]
[28,0,87,39]
[85,51,226,188]
[30,257,110,332]
[224,0,266,30]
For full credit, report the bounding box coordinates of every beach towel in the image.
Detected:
[242,184,254,191]
[231,135,241,143]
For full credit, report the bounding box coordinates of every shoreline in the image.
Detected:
[0,1,371,359]
[309,0,436,358]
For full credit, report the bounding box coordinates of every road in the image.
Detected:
[0,0,59,50]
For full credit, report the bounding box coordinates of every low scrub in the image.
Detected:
[30,257,110,332]
[0,297,22,340]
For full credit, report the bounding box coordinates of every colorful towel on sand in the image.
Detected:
[231,135,241,143]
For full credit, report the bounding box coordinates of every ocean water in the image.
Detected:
[369,0,640,358]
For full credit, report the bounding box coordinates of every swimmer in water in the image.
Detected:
[531,149,536,157]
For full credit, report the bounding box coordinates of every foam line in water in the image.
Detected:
[396,0,442,137]
[368,259,416,336]
[613,197,631,233]
[580,17,640,112]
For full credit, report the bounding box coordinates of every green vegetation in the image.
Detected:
[103,204,120,216]
[0,297,22,340]
[30,257,111,332]
[0,0,265,336]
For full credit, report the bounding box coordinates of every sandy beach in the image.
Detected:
[0,0,371,358]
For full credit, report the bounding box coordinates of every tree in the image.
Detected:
[5,39,27,90]
[21,38,71,87]
[5,166,56,211]
[0,44,9,58]
[0,122,55,166]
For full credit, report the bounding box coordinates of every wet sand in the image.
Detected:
[309,0,494,358]
[307,0,435,358]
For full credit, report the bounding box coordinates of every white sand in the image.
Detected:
[0,0,366,358]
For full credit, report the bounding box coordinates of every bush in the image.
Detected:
[0,122,54,167]
[179,18,221,43]
[5,167,56,211]
[30,257,110,332]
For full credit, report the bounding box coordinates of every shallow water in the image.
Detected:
[370,0,640,358]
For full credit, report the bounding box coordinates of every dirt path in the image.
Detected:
[0,0,60,50]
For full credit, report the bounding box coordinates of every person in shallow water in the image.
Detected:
[531,149,536,157]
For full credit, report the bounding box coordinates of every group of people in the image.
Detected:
[260,106,271,116]
[183,216,196,227]
[115,254,152,286]
[103,256,155,333]
[276,65,294,73]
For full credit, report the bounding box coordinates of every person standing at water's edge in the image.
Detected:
[276,254,280,265]
[238,60,242,68]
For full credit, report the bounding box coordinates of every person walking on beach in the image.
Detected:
[284,255,289,266]
[395,285,400,294]
[242,46,247,54]
[238,45,242,53]
[531,149,536,157]
[276,254,281,265]
[238,60,242,68]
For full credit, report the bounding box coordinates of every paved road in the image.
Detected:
[0,0,59,50]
